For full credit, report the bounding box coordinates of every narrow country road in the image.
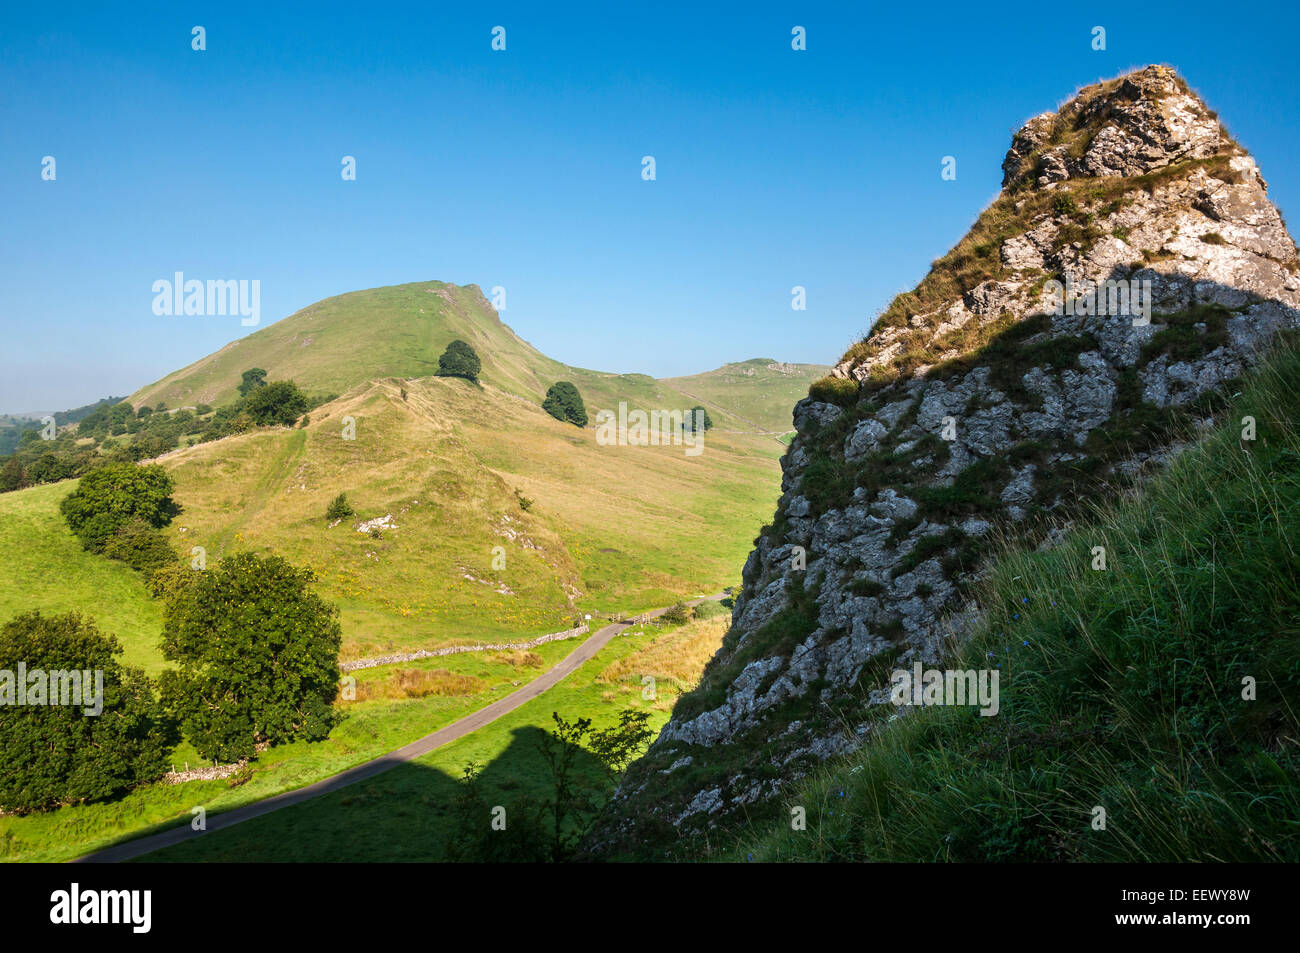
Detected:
[73,595,722,863]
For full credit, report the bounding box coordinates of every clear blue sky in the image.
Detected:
[3,0,1299,411]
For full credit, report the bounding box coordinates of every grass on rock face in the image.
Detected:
[737,341,1300,863]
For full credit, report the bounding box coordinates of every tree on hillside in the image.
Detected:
[325,492,354,521]
[683,405,713,432]
[59,462,177,553]
[437,340,482,382]
[0,611,177,813]
[238,368,268,396]
[542,381,588,427]
[243,380,309,426]
[0,458,26,492]
[158,552,343,762]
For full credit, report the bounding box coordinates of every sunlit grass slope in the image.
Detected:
[0,480,163,674]
[661,358,833,434]
[158,374,777,661]
[130,279,771,433]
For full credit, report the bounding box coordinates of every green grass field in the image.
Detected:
[661,358,831,434]
[0,481,163,674]
[156,374,775,660]
[0,638,583,862]
[141,613,727,861]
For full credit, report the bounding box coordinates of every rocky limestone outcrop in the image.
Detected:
[583,66,1300,859]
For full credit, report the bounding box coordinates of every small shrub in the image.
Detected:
[325,492,354,521]
[660,602,690,626]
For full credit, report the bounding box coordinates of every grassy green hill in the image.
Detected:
[661,358,831,434]
[155,374,777,662]
[0,481,163,674]
[0,277,819,862]
[730,341,1300,863]
[128,281,796,436]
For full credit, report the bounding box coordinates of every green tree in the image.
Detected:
[102,518,178,575]
[542,382,588,427]
[325,492,354,521]
[237,368,268,396]
[535,709,656,861]
[436,340,482,382]
[0,458,26,492]
[158,552,343,762]
[243,380,308,426]
[0,611,177,813]
[59,462,177,553]
[683,405,713,432]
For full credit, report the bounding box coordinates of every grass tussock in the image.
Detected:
[741,340,1300,862]
[355,668,485,701]
[599,615,731,701]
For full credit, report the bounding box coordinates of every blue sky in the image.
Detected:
[3,1,1299,411]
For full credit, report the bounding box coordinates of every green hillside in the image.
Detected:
[731,341,1300,863]
[154,374,778,662]
[129,280,781,434]
[0,481,163,674]
[661,358,831,434]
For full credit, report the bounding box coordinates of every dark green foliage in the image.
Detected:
[0,457,24,491]
[237,368,268,396]
[0,611,177,812]
[442,762,549,862]
[684,405,713,432]
[437,340,482,382]
[848,577,884,598]
[1138,303,1233,366]
[535,710,655,861]
[102,518,178,575]
[691,599,728,621]
[59,462,177,553]
[242,380,309,426]
[541,381,588,427]
[158,552,343,762]
[660,602,690,625]
[325,492,354,521]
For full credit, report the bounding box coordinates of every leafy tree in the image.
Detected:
[660,601,690,625]
[195,403,213,416]
[136,405,153,419]
[0,611,177,812]
[535,709,656,861]
[437,340,482,382]
[243,380,308,426]
[59,462,177,553]
[0,458,25,492]
[103,518,178,575]
[542,382,588,427]
[158,552,343,762]
[325,492,354,521]
[683,405,713,432]
[238,368,268,396]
